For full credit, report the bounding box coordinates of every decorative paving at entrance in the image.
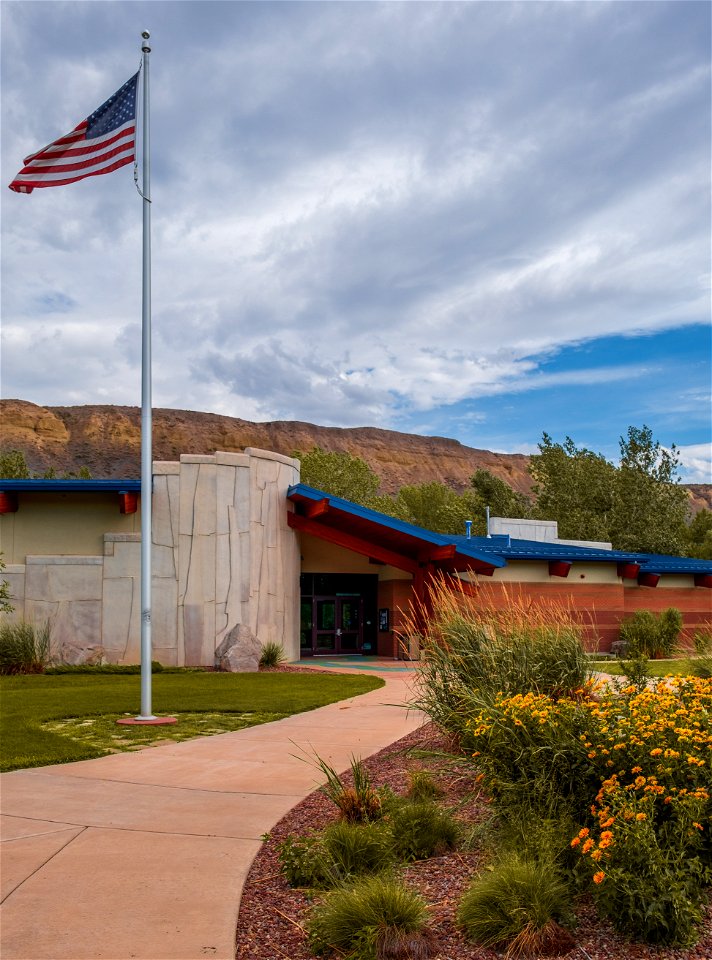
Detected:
[300,656,418,672]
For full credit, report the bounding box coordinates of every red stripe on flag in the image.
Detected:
[28,126,136,162]
[20,138,135,175]
[9,154,135,192]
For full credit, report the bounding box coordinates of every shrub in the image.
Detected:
[258,641,286,669]
[577,784,709,945]
[570,676,712,944]
[386,799,458,861]
[617,652,652,693]
[466,690,600,821]
[618,608,682,659]
[457,853,575,958]
[279,825,394,889]
[321,821,395,881]
[308,875,435,959]
[411,577,591,741]
[691,629,712,677]
[0,619,51,674]
[279,833,332,888]
[405,769,442,802]
[314,754,383,823]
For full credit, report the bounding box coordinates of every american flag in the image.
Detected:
[9,73,139,194]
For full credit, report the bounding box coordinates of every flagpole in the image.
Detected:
[139,29,154,720]
[117,32,175,728]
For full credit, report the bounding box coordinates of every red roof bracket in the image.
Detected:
[118,491,138,515]
[617,562,641,580]
[549,560,572,578]
[0,491,18,514]
[638,572,660,588]
[694,574,712,589]
[303,498,329,520]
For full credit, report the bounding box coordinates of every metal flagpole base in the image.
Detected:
[116,716,178,725]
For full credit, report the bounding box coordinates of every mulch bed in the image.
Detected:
[235,722,712,960]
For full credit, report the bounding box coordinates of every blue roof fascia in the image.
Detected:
[0,479,141,493]
[630,553,712,575]
[287,483,507,568]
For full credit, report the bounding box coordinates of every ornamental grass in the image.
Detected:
[409,576,591,742]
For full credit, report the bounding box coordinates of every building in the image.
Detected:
[1,449,710,664]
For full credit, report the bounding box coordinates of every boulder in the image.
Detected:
[215,623,262,672]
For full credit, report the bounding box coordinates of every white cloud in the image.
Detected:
[676,444,712,485]
[0,0,709,461]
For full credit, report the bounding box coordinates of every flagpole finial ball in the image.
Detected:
[142,30,150,39]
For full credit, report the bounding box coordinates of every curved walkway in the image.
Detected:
[0,662,423,960]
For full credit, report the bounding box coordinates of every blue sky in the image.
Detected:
[1,1,710,481]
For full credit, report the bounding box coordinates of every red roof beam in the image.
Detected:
[287,512,419,574]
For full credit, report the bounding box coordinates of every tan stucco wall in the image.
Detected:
[0,493,140,563]
[487,560,620,584]
[1,450,302,666]
[299,534,412,580]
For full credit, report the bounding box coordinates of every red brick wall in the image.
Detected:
[378,578,712,653]
[377,579,413,657]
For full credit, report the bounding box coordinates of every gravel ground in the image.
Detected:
[234,722,711,960]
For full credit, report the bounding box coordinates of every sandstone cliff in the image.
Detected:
[1,399,710,512]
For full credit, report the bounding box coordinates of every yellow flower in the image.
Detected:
[593,871,605,884]
[631,766,642,774]
[590,849,602,861]
[635,813,647,821]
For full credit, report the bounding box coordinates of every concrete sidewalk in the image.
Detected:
[1,664,423,960]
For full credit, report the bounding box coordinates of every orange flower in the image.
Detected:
[593,871,605,884]
[578,828,590,839]
[570,837,581,848]
[582,838,594,853]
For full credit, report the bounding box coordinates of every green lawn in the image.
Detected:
[0,671,384,772]
[590,658,706,677]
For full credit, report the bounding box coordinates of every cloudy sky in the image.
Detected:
[1,1,710,481]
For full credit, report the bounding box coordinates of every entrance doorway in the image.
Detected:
[300,573,377,656]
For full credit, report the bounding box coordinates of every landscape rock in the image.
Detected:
[214,624,262,672]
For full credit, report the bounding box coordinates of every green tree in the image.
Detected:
[529,433,616,542]
[610,426,689,554]
[469,469,531,519]
[0,450,31,479]
[389,482,483,535]
[294,448,381,506]
[0,450,92,481]
[679,509,712,560]
[529,427,691,554]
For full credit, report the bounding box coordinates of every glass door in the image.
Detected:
[302,596,364,654]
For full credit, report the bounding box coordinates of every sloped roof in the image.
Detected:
[288,483,712,577]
